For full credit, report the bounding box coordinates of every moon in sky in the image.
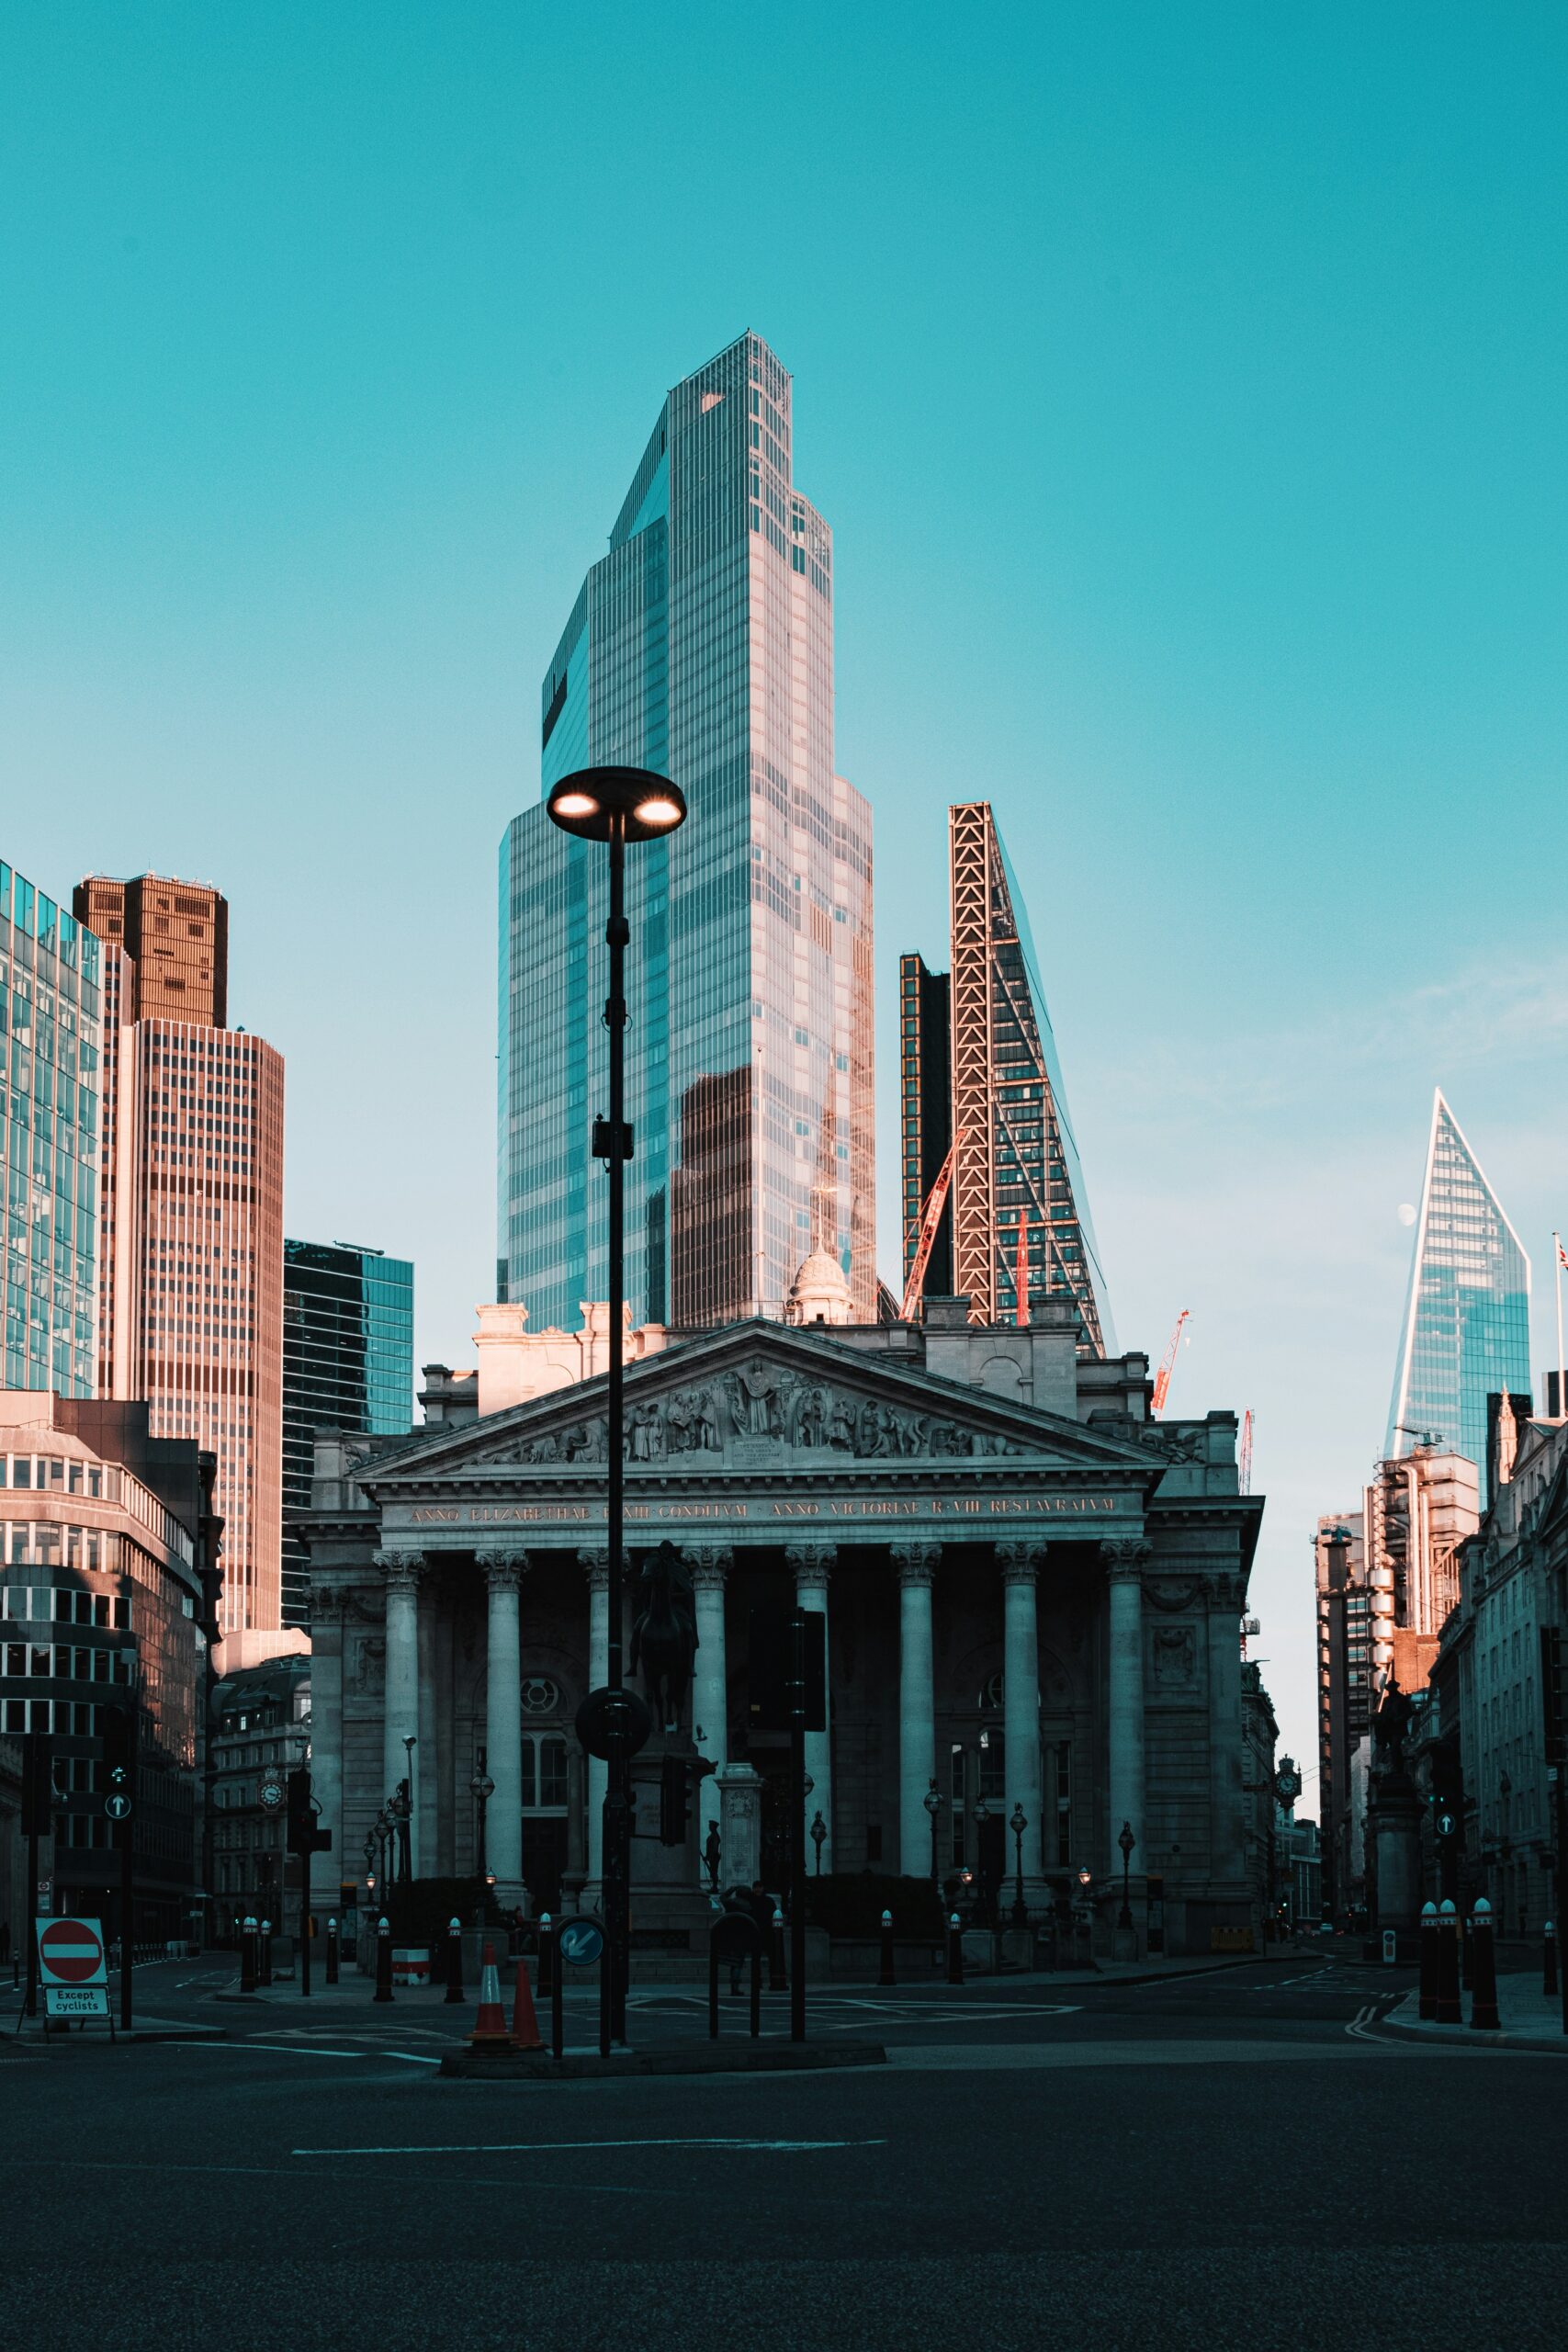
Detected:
[1397,1203,1417,1227]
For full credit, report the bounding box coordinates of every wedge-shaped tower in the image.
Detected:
[1386,1090,1530,1483]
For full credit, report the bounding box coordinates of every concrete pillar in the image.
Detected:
[998,1540,1045,1897]
[479,1552,526,1910]
[786,1541,836,1875]
[416,1572,439,1877]
[1102,1538,1149,1955]
[580,1549,611,1893]
[378,1553,422,1871]
[893,1542,941,1879]
[716,1761,764,1892]
[688,1545,731,1867]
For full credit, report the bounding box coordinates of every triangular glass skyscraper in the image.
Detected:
[1386,1090,1531,1476]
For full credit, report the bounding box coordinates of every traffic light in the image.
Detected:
[286,1767,332,1857]
[659,1753,690,1846]
[100,1702,136,1794]
[747,1607,827,1732]
[20,1732,54,1838]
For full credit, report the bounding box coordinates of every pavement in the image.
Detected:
[1387,1966,1568,2048]
[3,1944,1565,2350]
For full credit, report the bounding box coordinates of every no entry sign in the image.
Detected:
[37,1916,107,1987]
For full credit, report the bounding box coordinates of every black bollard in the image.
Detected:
[1544,1918,1558,2000]
[444,1916,465,2005]
[536,1914,555,2002]
[879,1908,896,1988]
[770,1908,787,1992]
[1469,1896,1501,2030]
[258,1919,273,1988]
[1417,1902,1438,2020]
[946,1911,964,1986]
[373,1915,393,2004]
[326,1917,340,1987]
[1434,1898,1462,2024]
[240,1915,257,1995]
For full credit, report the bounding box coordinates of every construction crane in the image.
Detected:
[1151,1309,1190,1417]
[1239,1408,1254,1495]
[899,1128,965,1323]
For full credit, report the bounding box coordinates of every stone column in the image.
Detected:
[478,1552,526,1911]
[716,1760,764,1890]
[688,1545,731,1866]
[309,1587,346,1871]
[581,1549,611,1894]
[998,1540,1045,1896]
[1102,1538,1150,1957]
[378,1552,422,1872]
[416,1571,439,1877]
[893,1542,941,1879]
[786,1541,837,1875]
[1207,1570,1247,1896]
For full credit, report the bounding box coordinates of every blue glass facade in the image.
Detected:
[1386,1091,1531,1482]
[281,1239,413,1626]
[0,856,101,1396]
[500,333,875,1330]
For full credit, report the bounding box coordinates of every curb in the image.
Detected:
[1376,1991,1568,2055]
[439,2038,887,2081]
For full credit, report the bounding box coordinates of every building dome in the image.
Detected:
[785,1249,853,1327]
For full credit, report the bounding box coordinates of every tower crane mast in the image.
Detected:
[1152,1309,1190,1417]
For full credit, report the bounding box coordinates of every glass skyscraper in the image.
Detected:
[281,1239,413,1626]
[1386,1090,1531,1481]
[499,332,874,1329]
[0,855,101,1396]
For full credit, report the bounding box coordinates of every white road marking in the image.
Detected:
[290,2135,886,2157]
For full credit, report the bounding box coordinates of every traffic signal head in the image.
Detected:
[286,1766,332,1856]
[100,1702,135,1792]
[659,1753,690,1846]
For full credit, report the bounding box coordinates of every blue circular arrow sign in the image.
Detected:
[558,1918,604,1968]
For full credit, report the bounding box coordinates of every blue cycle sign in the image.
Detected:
[557,1918,604,1968]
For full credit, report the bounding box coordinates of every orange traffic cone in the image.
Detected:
[468,1940,511,2045]
[511,1954,543,2052]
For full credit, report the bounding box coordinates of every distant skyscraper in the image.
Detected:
[281,1239,413,1627]
[899,804,1111,1346]
[0,856,101,1396]
[499,331,875,1330]
[1386,1090,1531,1487]
[75,874,285,1634]
[898,954,952,1301]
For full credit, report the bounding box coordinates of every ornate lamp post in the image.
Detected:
[469,1750,494,1922]
[547,763,688,2054]
[810,1813,827,1875]
[1076,1862,1092,1965]
[1010,1803,1029,1928]
[972,1797,991,1923]
[924,1780,945,1886]
[1117,1818,1137,1937]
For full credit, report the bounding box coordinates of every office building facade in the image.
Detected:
[75,875,286,1635]
[0,859,101,1399]
[281,1240,413,1628]
[897,805,1111,1346]
[1386,1091,1530,1489]
[499,332,874,1333]
[897,953,952,1301]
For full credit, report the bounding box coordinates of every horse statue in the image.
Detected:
[629,1540,698,1733]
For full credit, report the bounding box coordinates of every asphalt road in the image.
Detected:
[3,1952,1563,2351]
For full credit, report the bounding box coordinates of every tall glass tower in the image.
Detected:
[499,333,875,1329]
[1386,1090,1531,1480]
[0,855,101,1396]
[281,1240,413,1627]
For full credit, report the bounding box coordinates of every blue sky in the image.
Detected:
[5,3,1565,1778]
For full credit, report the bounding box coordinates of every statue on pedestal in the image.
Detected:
[630,1540,698,1733]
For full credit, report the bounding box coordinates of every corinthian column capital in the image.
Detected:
[477,1549,528,1592]
[784,1540,836,1588]
[686,1544,733,1590]
[1100,1538,1152,1581]
[997,1538,1046,1582]
[375,1549,423,1591]
[892,1541,941,1587]
[578,1546,612,1595]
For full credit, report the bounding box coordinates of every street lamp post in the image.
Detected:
[547,764,688,2056]
[402,1736,417,1880]
[1118,1818,1137,1947]
[810,1812,827,1875]
[1076,1862,1092,1966]
[1010,1804,1029,1929]
[469,1750,494,1931]
[924,1780,945,1887]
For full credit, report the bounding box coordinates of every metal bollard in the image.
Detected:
[373,1915,393,2004]
[258,1919,273,1988]
[240,1915,258,1995]
[1544,1919,1558,2000]
[770,1907,787,1992]
[1418,1901,1438,2020]
[536,1913,555,2002]
[1434,1898,1462,2024]
[1469,1896,1501,2030]
[879,1908,896,1988]
[444,1916,465,2005]
[325,1917,340,1986]
[946,1911,964,1986]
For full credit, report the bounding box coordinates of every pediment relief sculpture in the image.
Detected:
[492,1358,1028,1467]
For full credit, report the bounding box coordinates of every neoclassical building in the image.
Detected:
[299,1296,1263,1959]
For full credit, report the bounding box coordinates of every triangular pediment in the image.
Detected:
[358,1319,1160,1491]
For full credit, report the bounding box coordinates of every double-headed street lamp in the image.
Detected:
[1010,1803,1029,1928]
[1118,1819,1137,1935]
[547,764,688,2053]
[924,1780,945,1886]
[469,1750,495,1928]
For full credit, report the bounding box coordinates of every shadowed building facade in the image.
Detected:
[298,1300,1263,1960]
[498,332,874,1334]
